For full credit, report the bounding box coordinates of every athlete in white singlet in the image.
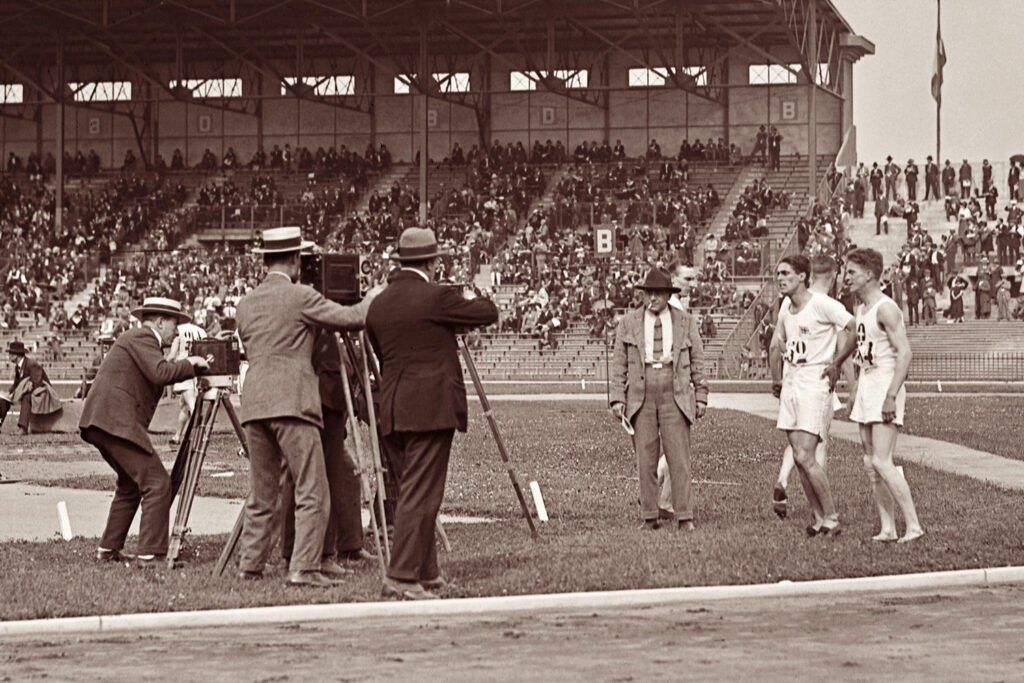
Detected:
[844,248,924,544]
[770,255,855,535]
[771,254,853,519]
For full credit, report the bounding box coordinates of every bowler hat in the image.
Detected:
[392,227,448,262]
[131,297,191,323]
[253,226,314,254]
[635,268,680,293]
[7,340,26,355]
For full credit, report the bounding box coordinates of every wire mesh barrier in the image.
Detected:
[734,352,1024,382]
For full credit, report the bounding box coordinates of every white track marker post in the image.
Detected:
[529,481,549,522]
[936,380,942,392]
[56,501,73,540]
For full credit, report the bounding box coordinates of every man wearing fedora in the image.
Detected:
[609,268,709,531]
[1,340,51,434]
[235,226,382,588]
[80,297,210,567]
[366,227,498,600]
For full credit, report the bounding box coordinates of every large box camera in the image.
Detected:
[300,252,366,305]
[191,338,241,376]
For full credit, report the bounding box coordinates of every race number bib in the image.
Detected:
[784,338,808,365]
[854,322,875,368]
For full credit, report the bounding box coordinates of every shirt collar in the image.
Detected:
[267,270,292,283]
[400,267,431,282]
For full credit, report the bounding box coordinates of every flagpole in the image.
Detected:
[936,0,941,165]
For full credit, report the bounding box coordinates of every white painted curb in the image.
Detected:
[2,565,1023,637]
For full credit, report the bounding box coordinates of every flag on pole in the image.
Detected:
[931,25,946,103]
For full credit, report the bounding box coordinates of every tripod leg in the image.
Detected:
[170,395,203,496]
[168,395,220,566]
[435,517,452,553]
[358,331,392,562]
[459,337,538,538]
[337,333,389,580]
[214,506,245,577]
[220,395,249,458]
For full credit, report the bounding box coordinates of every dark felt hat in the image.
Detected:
[635,268,680,293]
[7,340,27,355]
[392,227,448,262]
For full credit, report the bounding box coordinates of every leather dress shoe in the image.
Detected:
[338,548,376,563]
[677,520,696,532]
[96,548,135,563]
[286,570,343,588]
[420,575,450,591]
[319,559,353,579]
[238,569,263,581]
[641,519,661,531]
[381,577,438,600]
[134,555,168,569]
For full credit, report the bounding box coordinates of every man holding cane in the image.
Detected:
[609,268,709,531]
[367,227,498,600]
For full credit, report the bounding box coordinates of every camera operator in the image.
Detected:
[235,227,382,588]
[278,308,374,574]
[79,298,210,567]
[366,227,498,600]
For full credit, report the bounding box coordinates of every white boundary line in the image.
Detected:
[3,566,1023,637]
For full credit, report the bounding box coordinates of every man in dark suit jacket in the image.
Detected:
[367,227,498,600]
[79,298,208,566]
[1,340,50,434]
[235,226,381,588]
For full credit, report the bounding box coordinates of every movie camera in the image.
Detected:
[300,252,369,305]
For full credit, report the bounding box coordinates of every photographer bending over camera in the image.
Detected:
[80,297,210,567]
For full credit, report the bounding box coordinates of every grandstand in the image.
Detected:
[4,1,1019,387]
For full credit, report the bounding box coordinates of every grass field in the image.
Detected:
[899,395,1024,462]
[2,400,1023,621]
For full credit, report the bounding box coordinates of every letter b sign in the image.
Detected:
[594,227,615,257]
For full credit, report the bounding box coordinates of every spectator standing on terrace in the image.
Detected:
[959,160,973,197]
[869,163,883,200]
[768,127,782,171]
[996,278,1013,320]
[884,157,901,200]
[904,160,919,201]
[844,248,924,544]
[942,160,956,197]
[1009,161,1020,201]
[924,156,940,201]
[610,268,708,532]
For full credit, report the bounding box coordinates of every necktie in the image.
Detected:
[652,317,663,360]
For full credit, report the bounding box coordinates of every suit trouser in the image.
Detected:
[241,417,329,573]
[384,428,454,582]
[631,366,693,521]
[81,426,172,555]
[0,394,31,430]
[925,178,940,200]
[281,407,363,559]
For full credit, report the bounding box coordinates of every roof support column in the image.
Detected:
[807,0,818,198]
[419,25,428,225]
[55,35,64,236]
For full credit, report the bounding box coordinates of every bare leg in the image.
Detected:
[788,430,838,530]
[777,445,795,488]
[869,422,924,542]
[860,423,897,539]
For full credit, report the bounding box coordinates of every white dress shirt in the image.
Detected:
[644,307,673,364]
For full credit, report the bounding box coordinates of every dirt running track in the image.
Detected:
[3,585,1023,682]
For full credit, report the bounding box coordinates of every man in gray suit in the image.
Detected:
[609,268,709,531]
[235,226,381,588]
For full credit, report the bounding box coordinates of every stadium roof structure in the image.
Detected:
[0,0,873,115]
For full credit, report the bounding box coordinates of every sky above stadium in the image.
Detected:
[832,0,1021,166]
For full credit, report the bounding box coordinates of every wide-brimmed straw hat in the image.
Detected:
[253,226,315,254]
[635,268,680,293]
[7,340,27,355]
[131,297,191,323]
[392,227,448,262]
